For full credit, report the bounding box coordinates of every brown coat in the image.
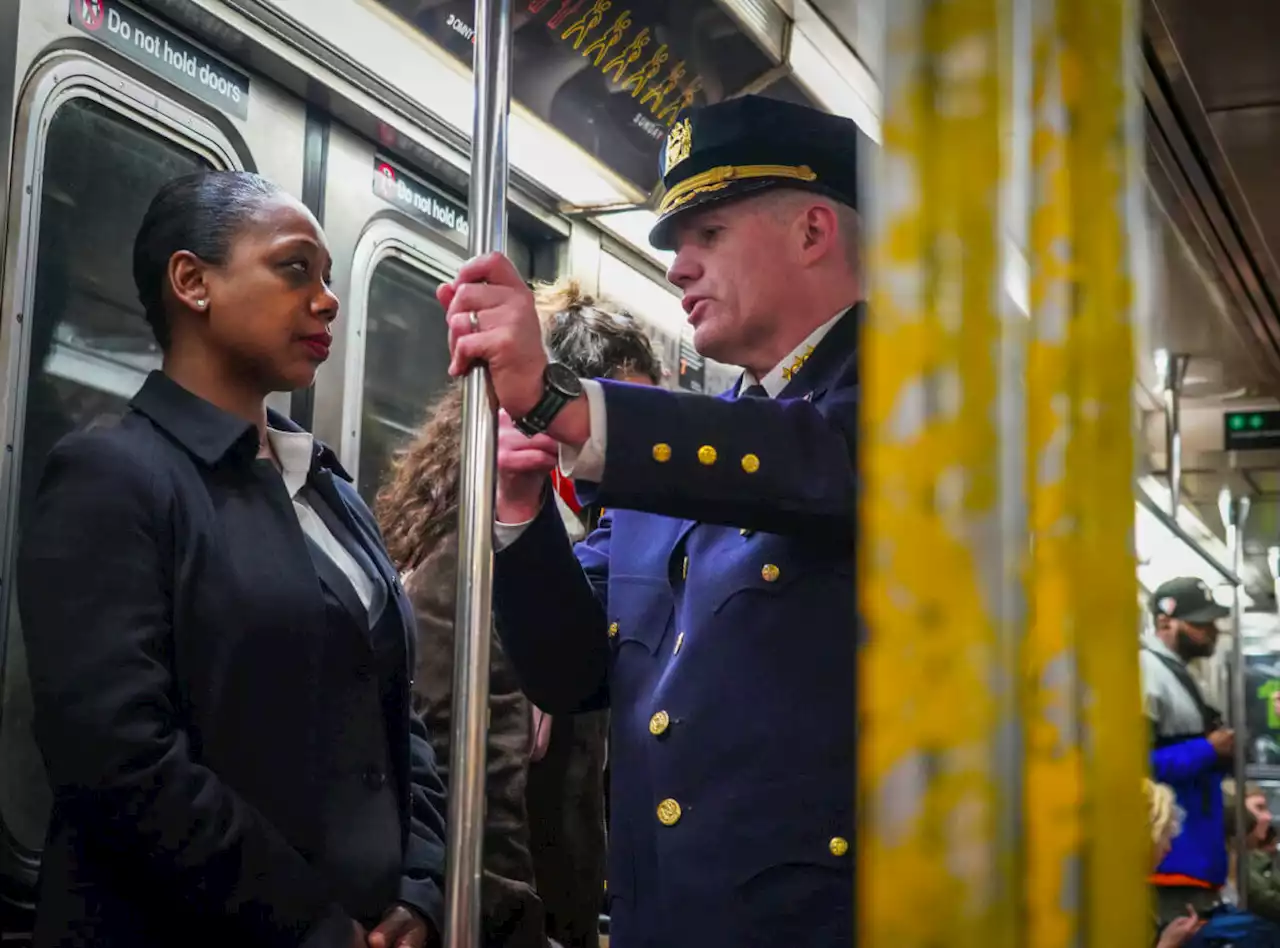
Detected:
[404,530,547,948]
[525,709,608,948]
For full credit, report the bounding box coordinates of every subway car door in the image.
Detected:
[0,3,308,931]
[313,126,538,504]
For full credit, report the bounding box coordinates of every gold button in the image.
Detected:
[652,443,672,463]
[761,564,780,582]
[740,528,754,538]
[649,711,670,736]
[697,445,717,465]
[608,621,619,638]
[741,453,760,473]
[657,798,682,826]
[829,836,849,857]
[673,631,685,655]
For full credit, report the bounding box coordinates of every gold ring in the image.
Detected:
[468,311,480,331]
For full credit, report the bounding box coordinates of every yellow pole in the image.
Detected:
[1062,0,1150,943]
[863,0,1147,943]
[859,0,1021,943]
[1022,0,1083,944]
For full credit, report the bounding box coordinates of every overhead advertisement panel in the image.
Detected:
[373,0,817,192]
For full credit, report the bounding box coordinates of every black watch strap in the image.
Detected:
[515,363,583,436]
[514,387,573,436]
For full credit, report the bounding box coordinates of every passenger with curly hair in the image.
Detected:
[374,278,660,948]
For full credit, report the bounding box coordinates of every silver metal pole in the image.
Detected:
[1268,547,1280,613]
[1220,487,1251,910]
[1162,353,1188,516]
[444,1,512,946]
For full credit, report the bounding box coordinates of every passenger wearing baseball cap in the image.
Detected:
[1153,576,1232,627]
[1141,577,1235,932]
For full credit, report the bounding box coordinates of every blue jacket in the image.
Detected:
[1144,643,1228,886]
[494,310,859,948]
[1152,736,1226,885]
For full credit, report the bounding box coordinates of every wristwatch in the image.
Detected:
[514,362,583,436]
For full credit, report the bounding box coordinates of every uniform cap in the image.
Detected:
[649,95,863,250]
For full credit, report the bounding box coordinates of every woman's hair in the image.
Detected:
[375,382,464,572]
[375,278,659,571]
[1145,778,1183,849]
[132,170,284,350]
[538,279,662,384]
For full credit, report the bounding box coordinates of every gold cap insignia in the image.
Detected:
[664,118,692,175]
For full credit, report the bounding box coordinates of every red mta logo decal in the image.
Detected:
[78,0,105,31]
[374,163,397,200]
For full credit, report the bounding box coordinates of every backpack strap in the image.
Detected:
[1144,646,1220,734]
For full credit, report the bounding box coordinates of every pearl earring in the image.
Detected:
[196,299,207,309]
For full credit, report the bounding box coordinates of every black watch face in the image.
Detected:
[546,362,583,398]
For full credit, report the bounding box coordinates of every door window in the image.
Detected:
[0,96,213,889]
[354,220,542,503]
[357,257,450,503]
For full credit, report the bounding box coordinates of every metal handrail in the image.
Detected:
[1135,489,1242,586]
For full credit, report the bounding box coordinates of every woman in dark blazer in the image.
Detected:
[17,170,447,948]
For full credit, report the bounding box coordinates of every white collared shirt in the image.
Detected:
[266,427,377,614]
[740,309,847,398]
[494,307,852,548]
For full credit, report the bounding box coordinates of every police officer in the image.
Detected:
[441,96,862,948]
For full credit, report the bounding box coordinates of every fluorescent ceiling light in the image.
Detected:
[1136,476,1252,608]
[1140,476,1226,550]
[789,2,882,141]
[595,209,675,271]
[1136,503,1253,610]
[506,108,643,207]
[716,0,790,63]
[598,251,687,341]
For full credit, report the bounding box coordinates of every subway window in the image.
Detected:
[357,257,450,502]
[0,96,212,899]
[356,239,534,503]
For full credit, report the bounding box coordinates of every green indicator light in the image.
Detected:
[1230,415,1246,431]
[1252,414,1266,429]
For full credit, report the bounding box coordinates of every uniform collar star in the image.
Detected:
[779,345,816,382]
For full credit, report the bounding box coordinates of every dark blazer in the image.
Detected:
[17,371,448,948]
[494,309,859,948]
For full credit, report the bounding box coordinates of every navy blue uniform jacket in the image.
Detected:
[17,372,448,948]
[495,310,859,948]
